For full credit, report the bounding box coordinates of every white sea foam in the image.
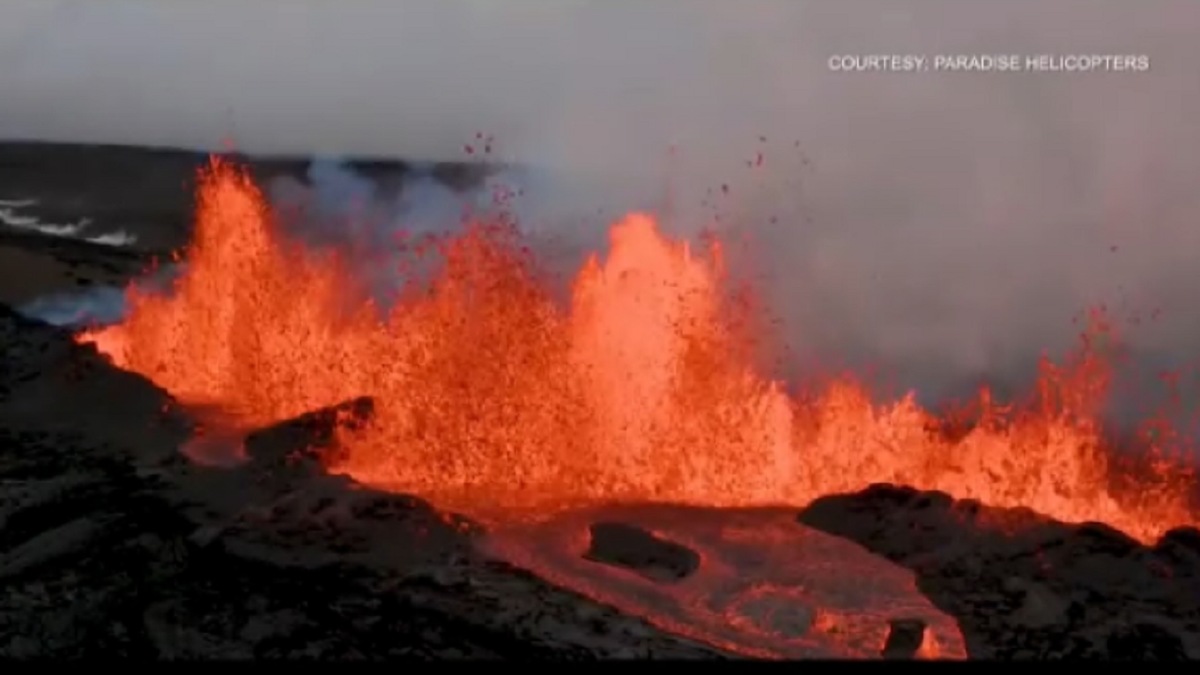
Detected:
[0,199,137,247]
[86,230,138,247]
[0,206,50,228]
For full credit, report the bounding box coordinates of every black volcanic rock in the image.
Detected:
[799,484,1200,659]
[583,522,701,582]
[0,304,195,460]
[881,618,927,659]
[243,396,375,471]
[1105,622,1189,660]
[1156,526,1200,573]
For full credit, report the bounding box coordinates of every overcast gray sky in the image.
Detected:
[1,1,1193,163]
[3,0,1200,412]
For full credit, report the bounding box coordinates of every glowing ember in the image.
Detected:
[80,160,1199,543]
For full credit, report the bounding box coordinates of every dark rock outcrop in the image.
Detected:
[243,396,374,470]
[881,618,927,659]
[583,522,701,582]
[799,484,1200,659]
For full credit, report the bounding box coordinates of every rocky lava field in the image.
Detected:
[3,144,1200,659]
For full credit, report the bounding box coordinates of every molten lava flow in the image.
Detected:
[480,504,968,659]
[81,159,1199,544]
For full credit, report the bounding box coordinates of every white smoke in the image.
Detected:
[18,285,128,327]
[16,262,180,328]
[265,158,647,307]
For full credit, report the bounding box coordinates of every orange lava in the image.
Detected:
[479,505,968,659]
[80,159,1199,543]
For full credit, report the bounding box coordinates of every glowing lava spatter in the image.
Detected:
[81,159,1199,543]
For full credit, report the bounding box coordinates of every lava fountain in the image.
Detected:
[81,159,1199,540]
[77,159,1199,658]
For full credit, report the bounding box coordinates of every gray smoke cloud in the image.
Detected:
[3,0,1200,427]
[19,285,128,327]
[16,263,181,329]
